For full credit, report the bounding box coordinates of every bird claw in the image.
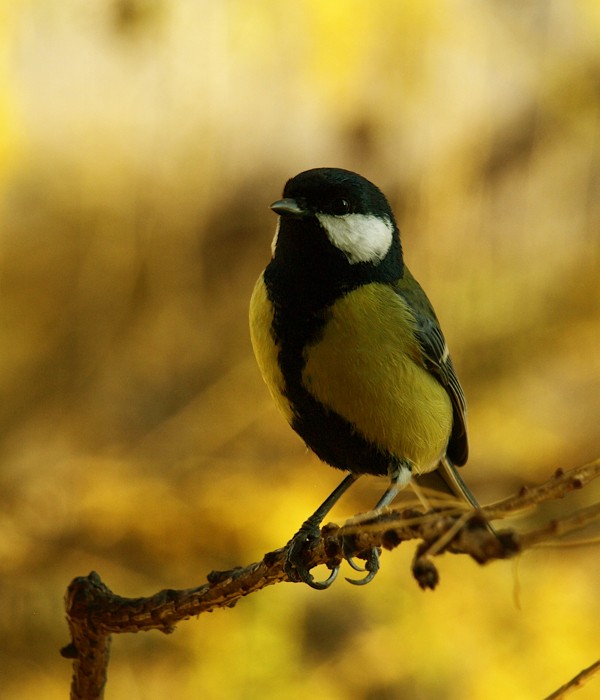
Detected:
[345,547,380,586]
[285,524,340,590]
[346,556,367,572]
[342,534,380,584]
[297,564,340,590]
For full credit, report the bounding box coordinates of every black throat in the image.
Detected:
[261,216,405,476]
[265,216,403,328]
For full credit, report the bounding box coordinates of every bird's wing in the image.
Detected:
[394,267,468,466]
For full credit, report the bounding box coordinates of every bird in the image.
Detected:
[249,167,480,588]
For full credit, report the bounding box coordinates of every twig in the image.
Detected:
[544,658,600,699]
[61,458,600,699]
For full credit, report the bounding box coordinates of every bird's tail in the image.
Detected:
[413,458,497,535]
[413,457,481,509]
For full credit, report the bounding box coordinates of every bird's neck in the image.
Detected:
[266,217,404,317]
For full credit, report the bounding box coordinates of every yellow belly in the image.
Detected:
[302,284,452,474]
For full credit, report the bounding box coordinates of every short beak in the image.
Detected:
[270,198,306,218]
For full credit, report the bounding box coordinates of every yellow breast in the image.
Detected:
[302,284,453,474]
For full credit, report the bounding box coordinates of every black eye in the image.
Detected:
[327,198,352,215]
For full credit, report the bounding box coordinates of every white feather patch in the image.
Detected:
[316,213,394,264]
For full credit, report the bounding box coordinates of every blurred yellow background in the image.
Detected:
[1,1,600,698]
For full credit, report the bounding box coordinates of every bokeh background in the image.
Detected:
[2,1,600,698]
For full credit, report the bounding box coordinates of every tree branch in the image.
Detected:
[544,658,600,700]
[61,458,600,699]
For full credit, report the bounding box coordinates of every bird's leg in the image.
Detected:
[346,463,411,585]
[285,472,360,589]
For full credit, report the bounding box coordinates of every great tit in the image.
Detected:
[250,167,479,588]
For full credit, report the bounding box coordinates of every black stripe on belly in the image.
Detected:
[290,388,396,477]
[271,303,396,477]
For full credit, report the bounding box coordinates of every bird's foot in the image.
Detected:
[284,521,339,590]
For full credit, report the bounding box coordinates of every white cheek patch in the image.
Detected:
[316,213,394,265]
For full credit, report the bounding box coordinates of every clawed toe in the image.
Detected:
[285,523,382,589]
[290,563,340,590]
[346,556,367,572]
[345,547,380,586]
[285,524,340,590]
